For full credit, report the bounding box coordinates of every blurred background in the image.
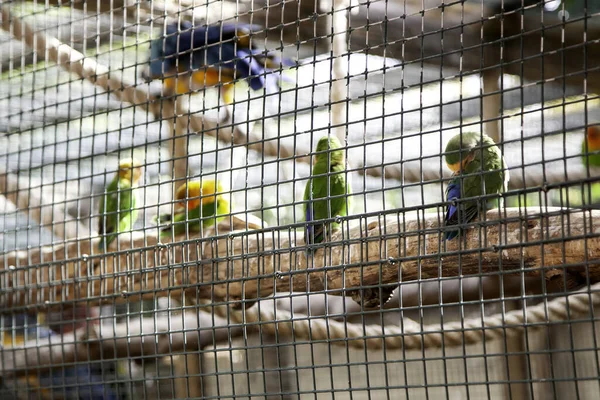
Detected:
[1,0,600,398]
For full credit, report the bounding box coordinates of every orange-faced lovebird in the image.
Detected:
[143,21,295,105]
[582,125,600,167]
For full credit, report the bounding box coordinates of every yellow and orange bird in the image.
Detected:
[157,179,231,237]
[143,21,295,105]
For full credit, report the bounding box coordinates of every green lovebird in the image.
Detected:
[98,158,143,250]
[582,125,600,167]
[303,135,351,245]
[157,179,231,238]
[444,132,509,240]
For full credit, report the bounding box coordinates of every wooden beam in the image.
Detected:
[2,207,599,310]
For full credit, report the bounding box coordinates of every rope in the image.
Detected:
[212,282,600,350]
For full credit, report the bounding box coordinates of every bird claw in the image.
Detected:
[231,299,257,311]
[348,285,397,309]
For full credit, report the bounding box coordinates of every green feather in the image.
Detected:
[304,136,351,245]
[159,198,230,238]
[444,132,509,238]
[98,177,139,250]
[582,137,600,167]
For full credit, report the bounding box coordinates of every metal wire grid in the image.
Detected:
[0,0,600,399]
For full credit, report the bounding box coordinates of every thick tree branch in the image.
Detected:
[2,207,599,310]
[0,213,266,310]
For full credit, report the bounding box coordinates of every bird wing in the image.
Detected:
[148,22,294,90]
[98,177,120,236]
[201,200,218,228]
[327,169,350,219]
[303,176,314,243]
[116,189,137,236]
[444,178,461,224]
[194,26,292,92]
[305,165,349,244]
[162,206,202,237]
[444,177,479,240]
[98,179,136,249]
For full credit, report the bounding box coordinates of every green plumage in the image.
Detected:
[303,136,351,245]
[98,177,138,250]
[159,199,230,238]
[444,132,509,240]
[582,138,600,167]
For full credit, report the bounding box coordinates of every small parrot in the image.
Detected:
[582,125,600,167]
[98,158,143,251]
[157,179,231,238]
[143,21,295,105]
[303,135,351,246]
[302,137,394,308]
[444,132,509,240]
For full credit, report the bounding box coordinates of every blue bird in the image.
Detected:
[143,21,295,104]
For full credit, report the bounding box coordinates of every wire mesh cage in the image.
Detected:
[1,0,600,398]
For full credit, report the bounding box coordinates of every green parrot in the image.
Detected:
[98,158,143,250]
[303,135,351,245]
[582,125,600,167]
[303,136,394,308]
[444,132,509,240]
[157,179,231,238]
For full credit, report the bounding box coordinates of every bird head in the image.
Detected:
[118,158,143,184]
[586,125,600,152]
[444,132,481,173]
[175,179,224,210]
[315,136,344,165]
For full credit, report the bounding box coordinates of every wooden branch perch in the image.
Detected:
[2,207,599,310]
[0,213,266,309]
[199,207,600,305]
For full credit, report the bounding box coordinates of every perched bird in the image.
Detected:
[157,179,230,237]
[98,158,143,250]
[143,21,294,105]
[444,132,509,240]
[303,137,392,308]
[579,124,600,209]
[303,136,351,246]
[582,125,600,167]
